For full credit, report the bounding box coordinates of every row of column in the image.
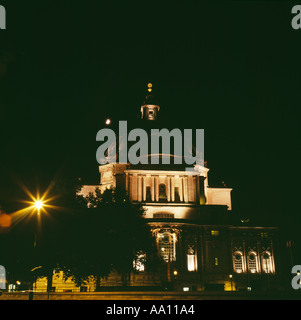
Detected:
[126,173,201,203]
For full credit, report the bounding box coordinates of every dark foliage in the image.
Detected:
[0,179,157,290]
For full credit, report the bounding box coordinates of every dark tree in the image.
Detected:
[61,187,157,289]
[0,178,158,291]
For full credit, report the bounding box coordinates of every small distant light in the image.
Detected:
[173,270,178,276]
[105,118,111,125]
[161,247,165,251]
[247,287,252,291]
[229,274,233,278]
[183,287,189,292]
[16,281,21,285]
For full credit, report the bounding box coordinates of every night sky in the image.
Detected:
[1,2,301,248]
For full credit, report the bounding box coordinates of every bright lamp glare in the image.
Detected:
[35,201,43,210]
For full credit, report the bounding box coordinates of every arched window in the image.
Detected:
[247,252,259,273]
[187,246,198,272]
[261,251,273,273]
[157,232,176,262]
[233,251,244,273]
[159,184,167,202]
[174,187,180,202]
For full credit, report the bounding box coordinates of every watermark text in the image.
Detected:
[96,121,204,171]
[0,5,6,29]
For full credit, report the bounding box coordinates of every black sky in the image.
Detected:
[0,1,301,245]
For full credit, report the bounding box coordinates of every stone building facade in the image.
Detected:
[34,85,283,293]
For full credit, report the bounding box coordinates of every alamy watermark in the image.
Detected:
[96,121,204,171]
[292,5,301,29]
[291,265,301,290]
[0,5,6,29]
[0,265,5,290]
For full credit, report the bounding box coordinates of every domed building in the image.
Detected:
[35,84,283,293]
[76,84,284,292]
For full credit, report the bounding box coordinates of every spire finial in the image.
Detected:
[147,83,152,92]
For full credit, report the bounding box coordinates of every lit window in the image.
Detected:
[187,246,197,272]
[211,230,219,236]
[183,287,189,292]
[260,232,268,239]
[8,284,16,292]
[247,252,259,273]
[159,184,167,202]
[233,251,244,273]
[261,251,274,273]
[157,232,176,262]
[214,257,219,266]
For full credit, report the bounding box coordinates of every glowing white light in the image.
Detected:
[35,201,43,210]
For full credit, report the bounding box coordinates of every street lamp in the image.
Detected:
[33,199,45,216]
[29,199,45,299]
[229,274,233,291]
[34,200,43,211]
[31,199,45,248]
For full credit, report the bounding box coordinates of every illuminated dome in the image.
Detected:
[100,83,204,171]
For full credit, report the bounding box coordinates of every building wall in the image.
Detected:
[206,188,232,210]
[80,164,232,211]
[75,163,282,292]
[32,224,280,293]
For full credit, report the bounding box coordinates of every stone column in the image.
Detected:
[138,175,142,202]
[171,176,175,202]
[179,176,183,202]
[132,174,138,201]
[167,176,171,202]
[142,176,146,202]
[183,176,188,203]
[192,176,197,202]
[155,176,159,202]
[125,173,128,194]
[151,176,155,202]
[195,175,200,203]
[188,175,194,202]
